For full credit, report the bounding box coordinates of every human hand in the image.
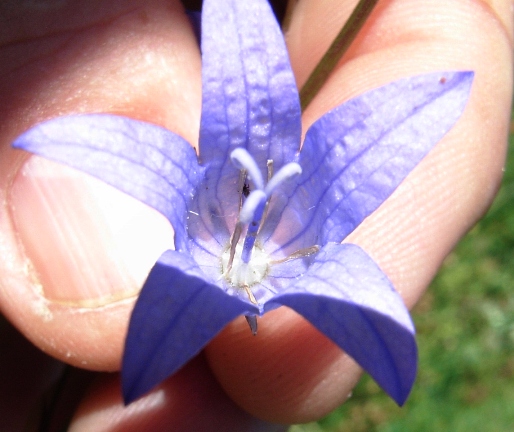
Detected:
[0,0,511,429]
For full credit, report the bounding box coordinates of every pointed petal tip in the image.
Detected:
[379,323,418,406]
[121,251,259,407]
[271,244,419,405]
[121,389,135,407]
[121,355,155,406]
[11,114,204,251]
[390,349,418,406]
[121,375,142,406]
[121,384,154,407]
[121,369,174,407]
[440,70,475,104]
[450,69,475,88]
[459,69,475,79]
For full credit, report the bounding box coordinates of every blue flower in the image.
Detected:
[12,0,473,407]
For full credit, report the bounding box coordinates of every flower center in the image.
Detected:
[221,242,268,290]
[221,148,302,303]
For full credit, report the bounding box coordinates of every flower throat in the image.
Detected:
[221,149,319,306]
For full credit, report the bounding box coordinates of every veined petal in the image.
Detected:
[12,114,204,252]
[195,0,301,237]
[268,71,474,252]
[272,243,417,406]
[122,249,257,404]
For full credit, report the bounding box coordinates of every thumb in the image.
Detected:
[0,0,200,370]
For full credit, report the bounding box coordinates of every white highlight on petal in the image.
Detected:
[230,148,264,190]
[264,162,302,196]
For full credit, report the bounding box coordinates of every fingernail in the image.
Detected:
[9,156,174,307]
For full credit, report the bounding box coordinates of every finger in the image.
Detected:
[206,0,513,423]
[68,355,286,432]
[0,0,201,370]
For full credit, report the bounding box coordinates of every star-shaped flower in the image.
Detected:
[13,0,473,407]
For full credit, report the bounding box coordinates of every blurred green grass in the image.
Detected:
[291,112,514,432]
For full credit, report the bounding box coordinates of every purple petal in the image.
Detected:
[12,114,204,252]
[200,0,301,166]
[267,71,474,252]
[122,249,257,404]
[272,243,417,405]
[193,0,301,241]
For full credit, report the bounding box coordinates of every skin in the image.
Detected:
[0,0,511,428]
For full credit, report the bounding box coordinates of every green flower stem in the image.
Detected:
[299,0,380,111]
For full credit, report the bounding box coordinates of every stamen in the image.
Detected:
[230,148,264,191]
[264,162,302,196]
[223,148,308,323]
[244,285,258,304]
[224,171,249,275]
[267,159,274,181]
[257,159,274,236]
[237,169,248,206]
[225,222,243,274]
[270,245,320,264]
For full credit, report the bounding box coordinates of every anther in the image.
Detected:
[244,285,258,304]
[267,159,273,181]
[225,222,243,274]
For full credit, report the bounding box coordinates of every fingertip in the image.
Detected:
[0,154,178,369]
[205,309,362,424]
[69,356,284,432]
[0,0,202,371]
